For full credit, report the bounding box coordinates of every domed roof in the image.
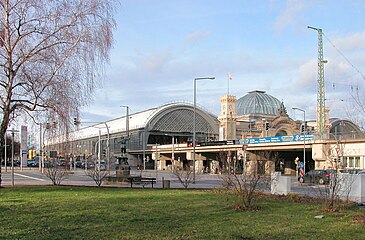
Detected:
[236,90,281,116]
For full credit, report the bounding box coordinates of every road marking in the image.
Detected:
[14,173,47,182]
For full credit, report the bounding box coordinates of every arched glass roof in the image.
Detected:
[329,118,365,140]
[63,102,218,143]
[236,90,281,116]
[146,103,218,134]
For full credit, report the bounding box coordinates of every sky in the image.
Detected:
[80,0,365,124]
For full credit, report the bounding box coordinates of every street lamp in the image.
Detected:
[164,134,175,170]
[74,119,109,173]
[193,76,215,183]
[40,122,57,173]
[3,128,19,186]
[120,106,130,138]
[120,105,131,167]
[4,133,8,172]
[292,107,306,174]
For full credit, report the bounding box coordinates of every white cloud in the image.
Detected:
[295,59,317,91]
[185,31,210,43]
[274,0,309,31]
[140,50,173,73]
[332,31,365,52]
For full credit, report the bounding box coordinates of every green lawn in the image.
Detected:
[0,186,364,240]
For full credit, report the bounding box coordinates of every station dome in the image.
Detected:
[236,90,281,116]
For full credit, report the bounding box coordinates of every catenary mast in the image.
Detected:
[308,26,326,140]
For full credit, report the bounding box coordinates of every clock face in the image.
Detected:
[229,105,233,110]
[223,105,226,110]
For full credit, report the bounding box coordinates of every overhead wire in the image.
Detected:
[323,32,365,81]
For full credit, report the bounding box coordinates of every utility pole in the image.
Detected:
[11,129,14,186]
[4,133,7,172]
[120,105,130,167]
[308,26,326,140]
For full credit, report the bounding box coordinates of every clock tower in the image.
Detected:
[218,95,237,140]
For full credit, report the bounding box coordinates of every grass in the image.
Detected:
[1,186,365,240]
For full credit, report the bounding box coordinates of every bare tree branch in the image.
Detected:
[0,0,118,187]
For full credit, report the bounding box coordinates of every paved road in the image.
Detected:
[0,167,228,188]
[0,167,326,198]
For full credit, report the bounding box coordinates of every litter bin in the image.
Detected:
[162,178,170,189]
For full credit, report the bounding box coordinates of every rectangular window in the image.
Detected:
[355,156,360,168]
[348,157,354,168]
[343,157,348,168]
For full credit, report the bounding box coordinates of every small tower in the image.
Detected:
[218,95,237,140]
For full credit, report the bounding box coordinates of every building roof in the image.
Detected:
[56,102,218,143]
[329,118,365,139]
[236,90,281,116]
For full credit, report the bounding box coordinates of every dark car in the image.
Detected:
[75,161,83,168]
[298,169,335,184]
[340,169,362,174]
[27,159,38,167]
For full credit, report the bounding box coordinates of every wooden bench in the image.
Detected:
[127,176,157,188]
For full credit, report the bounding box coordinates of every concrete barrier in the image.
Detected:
[338,174,365,202]
[271,172,291,195]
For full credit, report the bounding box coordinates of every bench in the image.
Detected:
[127,176,157,188]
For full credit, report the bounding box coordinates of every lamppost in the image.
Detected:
[93,124,110,172]
[40,122,57,173]
[74,119,109,173]
[164,134,175,170]
[193,76,215,183]
[4,128,19,186]
[11,128,16,186]
[120,106,130,137]
[120,105,130,167]
[293,107,306,174]
[39,122,43,172]
[4,133,8,172]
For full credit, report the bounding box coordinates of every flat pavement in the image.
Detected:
[0,167,324,198]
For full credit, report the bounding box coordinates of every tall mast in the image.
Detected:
[308,26,326,140]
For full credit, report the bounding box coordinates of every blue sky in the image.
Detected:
[81,0,365,123]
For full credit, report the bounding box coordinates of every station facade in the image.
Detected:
[47,91,365,175]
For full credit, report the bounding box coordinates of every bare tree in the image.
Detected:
[86,167,107,187]
[221,150,275,210]
[45,159,68,185]
[348,90,365,130]
[222,151,280,210]
[222,160,263,210]
[173,166,193,189]
[310,139,354,211]
[0,0,117,186]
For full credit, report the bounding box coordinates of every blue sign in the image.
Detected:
[299,162,304,169]
[238,134,314,145]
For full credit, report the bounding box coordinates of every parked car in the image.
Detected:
[82,162,95,169]
[57,159,66,167]
[2,159,20,166]
[75,161,83,168]
[340,169,362,174]
[94,160,106,171]
[298,169,335,184]
[27,159,38,167]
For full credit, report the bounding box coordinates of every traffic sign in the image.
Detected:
[299,162,304,169]
[299,168,304,177]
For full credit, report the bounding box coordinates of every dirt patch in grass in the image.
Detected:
[257,192,323,203]
[353,213,365,225]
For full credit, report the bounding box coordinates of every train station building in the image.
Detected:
[47,90,365,175]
